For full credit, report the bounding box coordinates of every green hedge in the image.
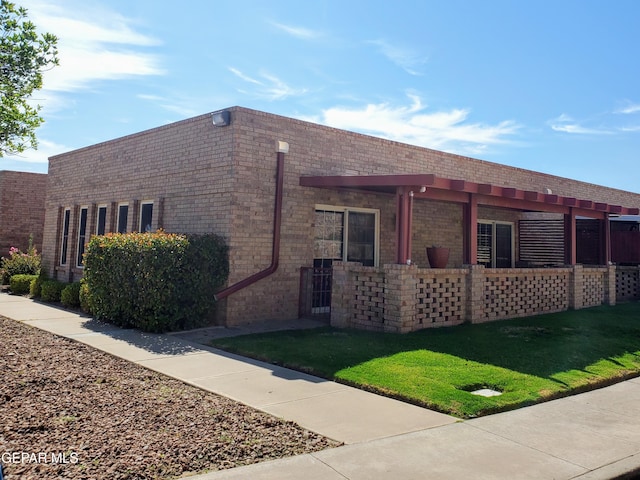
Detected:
[30,272,47,298]
[61,282,81,308]
[41,280,66,303]
[82,232,229,332]
[10,274,38,295]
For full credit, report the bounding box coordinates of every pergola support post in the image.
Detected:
[395,187,414,264]
[463,194,478,264]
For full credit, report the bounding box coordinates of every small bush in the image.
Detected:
[79,280,92,314]
[1,237,41,284]
[61,282,81,308]
[10,274,38,295]
[30,272,48,298]
[41,280,66,303]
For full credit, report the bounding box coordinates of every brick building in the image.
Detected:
[42,107,640,329]
[0,170,47,257]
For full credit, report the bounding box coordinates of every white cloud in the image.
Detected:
[615,103,640,114]
[20,0,164,110]
[229,67,307,100]
[3,138,72,165]
[306,95,519,154]
[137,94,200,118]
[548,114,614,135]
[270,21,323,40]
[369,39,428,76]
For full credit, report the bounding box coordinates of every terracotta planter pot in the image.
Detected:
[426,247,450,268]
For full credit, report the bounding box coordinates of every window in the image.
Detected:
[117,204,129,233]
[96,205,107,235]
[139,202,153,232]
[477,220,514,268]
[76,207,88,267]
[60,208,71,265]
[314,205,379,267]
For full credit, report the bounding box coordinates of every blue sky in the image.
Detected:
[6,0,640,192]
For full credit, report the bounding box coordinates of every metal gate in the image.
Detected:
[298,266,332,318]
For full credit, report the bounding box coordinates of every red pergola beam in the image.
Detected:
[300,174,639,216]
[524,191,540,201]
[610,205,623,214]
[450,179,466,190]
[502,187,517,198]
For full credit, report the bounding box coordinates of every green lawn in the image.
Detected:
[210,303,640,418]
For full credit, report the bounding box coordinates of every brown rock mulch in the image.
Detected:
[0,316,340,479]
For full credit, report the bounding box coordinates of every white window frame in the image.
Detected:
[478,219,515,268]
[117,203,129,234]
[139,201,154,233]
[76,206,89,268]
[60,208,71,266]
[315,204,380,267]
[96,204,108,235]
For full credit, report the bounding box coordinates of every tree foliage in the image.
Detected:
[0,0,58,157]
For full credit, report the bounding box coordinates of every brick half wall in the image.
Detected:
[332,262,619,333]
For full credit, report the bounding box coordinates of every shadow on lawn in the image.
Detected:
[211,303,640,381]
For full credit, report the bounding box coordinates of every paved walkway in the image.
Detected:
[2,293,640,479]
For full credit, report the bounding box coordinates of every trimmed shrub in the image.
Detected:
[30,271,48,298]
[41,280,66,303]
[83,232,229,332]
[61,282,81,308]
[10,274,38,295]
[1,237,41,284]
[79,280,92,314]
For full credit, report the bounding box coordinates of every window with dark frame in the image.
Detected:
[477,221,514,268]
[60,209,71,265]
[117,204,129,233]
[76,207,88,267]
[96,206,107,235]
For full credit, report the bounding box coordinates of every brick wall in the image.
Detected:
[43,106,640,326]
[0,171,46,256]
[479,268,570,322]
[332,262,618,333]
[43,114,236,300]
[616,266,640,301]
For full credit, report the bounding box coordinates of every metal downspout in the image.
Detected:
[214,142,287,300]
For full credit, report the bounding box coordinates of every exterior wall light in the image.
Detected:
[277,141,289,153]
[211,110,231,127]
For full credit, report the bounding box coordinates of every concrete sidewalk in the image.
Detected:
[2,293,640,479]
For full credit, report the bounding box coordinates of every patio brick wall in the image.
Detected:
[415,268,468,328]
[478,267,570,322]
[616,266,640,301]
[332,262,617,333]
[581,267,608,307]
[0,171,46,257]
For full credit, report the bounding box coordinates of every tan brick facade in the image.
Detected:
[42,107,640,326]
[0,171,46,257]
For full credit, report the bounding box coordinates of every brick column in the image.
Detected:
[330,261,355,328]
[466,264,485,323]
[382,264,418,333]
[605,264,616,306]
[569,264,584,310]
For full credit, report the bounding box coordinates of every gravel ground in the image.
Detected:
[0,316,340,480]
